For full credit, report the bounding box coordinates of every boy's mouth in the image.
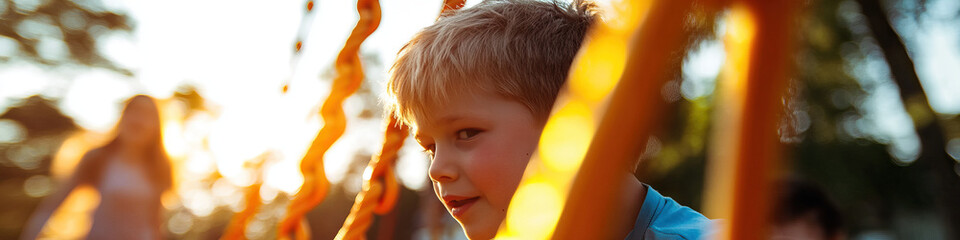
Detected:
[444,196,480,218]
[447,197,479,208]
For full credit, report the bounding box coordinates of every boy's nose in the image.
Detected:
[428,150,458,183]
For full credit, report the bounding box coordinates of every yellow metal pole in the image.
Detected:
[703,1,797,240]
[495,0,654,238]
[550,0,693,238]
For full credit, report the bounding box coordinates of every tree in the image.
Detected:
[1,0,134,75]
[855,0,959,237]
[642,0,959,238]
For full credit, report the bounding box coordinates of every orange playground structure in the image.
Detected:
[221,0,799,239]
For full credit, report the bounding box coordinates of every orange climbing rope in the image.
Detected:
[221,182,262,239]
[333,116,408,240]
[222,1,318,239]
[221,159,267,240]
[333,2,462,239]
[439,0,465,17]
[277,0,382,239]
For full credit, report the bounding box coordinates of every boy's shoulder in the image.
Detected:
[626,185,718,240]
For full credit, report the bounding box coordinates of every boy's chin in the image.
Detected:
[462,226,497,240]
[459,219,500,240]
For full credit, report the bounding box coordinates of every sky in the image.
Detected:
[1,0,482,195]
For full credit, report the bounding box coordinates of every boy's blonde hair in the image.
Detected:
[388,0,597,126]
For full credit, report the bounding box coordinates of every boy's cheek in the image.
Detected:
[466,145,530,204]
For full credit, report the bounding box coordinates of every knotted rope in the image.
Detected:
[333,2,462,239]
[277,0,381,239]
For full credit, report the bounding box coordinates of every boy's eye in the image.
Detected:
[456,129,482,140]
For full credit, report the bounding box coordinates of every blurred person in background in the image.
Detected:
[21,95,172,240]
[771,178,846,240]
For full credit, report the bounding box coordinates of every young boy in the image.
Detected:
[387,0,715,239]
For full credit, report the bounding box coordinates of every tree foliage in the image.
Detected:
[1,0,133,74]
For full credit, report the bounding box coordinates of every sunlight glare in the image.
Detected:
[503,181,563,239]
[539,101,595,173]
[40,186,99,239]
[497,0,651,238]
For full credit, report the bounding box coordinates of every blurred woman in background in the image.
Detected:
[22,95,172,240]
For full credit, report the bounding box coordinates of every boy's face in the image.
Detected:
[413,93,543,239]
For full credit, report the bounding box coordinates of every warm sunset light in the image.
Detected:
[3,0,959,239]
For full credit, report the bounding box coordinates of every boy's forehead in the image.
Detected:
[411,111,469,135]
[408,91,491,123]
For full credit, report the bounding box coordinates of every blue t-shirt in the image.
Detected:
[624,185,717,240]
